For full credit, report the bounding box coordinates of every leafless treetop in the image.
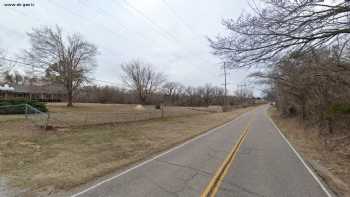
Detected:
[209,0,350,68]
[24,25,98,106]
[121,60,166,103]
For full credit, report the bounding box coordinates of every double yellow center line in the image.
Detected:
[201,116,254,197]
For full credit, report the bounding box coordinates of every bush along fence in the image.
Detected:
[0,104,49,128]
[0,100,48,113]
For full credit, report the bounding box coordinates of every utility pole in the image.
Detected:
[223,62,228,106]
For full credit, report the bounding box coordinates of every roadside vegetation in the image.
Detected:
[209,1,350,196]
[0,24,260,196]
[1,0,348,196]
[270,108,350,197]
[0,105,255,196]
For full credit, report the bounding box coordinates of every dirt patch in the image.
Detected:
[0,106,255,196]
[269,108,350,197]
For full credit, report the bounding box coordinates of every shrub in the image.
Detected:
[0,99,48,114]
[155,104,161,110]
[329,103,350,115]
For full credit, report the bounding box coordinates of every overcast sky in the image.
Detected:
[0,0,256,94]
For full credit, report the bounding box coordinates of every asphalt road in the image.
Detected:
[71,106,332,197]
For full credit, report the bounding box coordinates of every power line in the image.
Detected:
[77,0,154,45]
[0,57,42,69]
[0,57,122,87]
[160,0,204,41]
[112,0,214,64]
[4,4,123,59]
[2,4,218,87]
[46,0,140,58]
[117,0,180,43]
[3,1,217,76]
[48,0,207,67]
[118,0,212,63]
[0,24,26,38]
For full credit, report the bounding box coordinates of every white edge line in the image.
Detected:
[71,111,249,197]
[265,109,333,197]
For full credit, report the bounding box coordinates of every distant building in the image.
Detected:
[0,83,66,102]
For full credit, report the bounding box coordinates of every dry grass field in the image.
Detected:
[0,103,222,127]
[269,108,350,197]
[0,104,255,196]
[47,103,157,113]
[0,115,23,122]
[47,103,217,127]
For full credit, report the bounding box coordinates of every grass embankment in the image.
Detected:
[269,107,350,197]
[0,106,254,196]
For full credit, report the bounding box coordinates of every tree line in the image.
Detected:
[0,26,256,107]
[209,0,350,134]
[75,83,234,107]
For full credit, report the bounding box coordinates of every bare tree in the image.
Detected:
[234,85,254,105]
[203,84,214,106]
[251,44,350,133]
[209,0,350,68]
[121,60,166,104]
[184,86,196,106]
[162,82,183,104]
[162,82,181,97]
[0,50,3,72]
[2,70,14,84]
[25,26,98,107]
[0,50,9,74]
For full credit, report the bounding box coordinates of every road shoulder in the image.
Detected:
[269,107,349,197]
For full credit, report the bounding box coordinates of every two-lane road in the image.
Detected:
[71,106,332,197]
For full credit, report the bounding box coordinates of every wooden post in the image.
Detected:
[161,104,165,119]
[25,104,28,119]
[45,112,50,129]
[84,113,89,126]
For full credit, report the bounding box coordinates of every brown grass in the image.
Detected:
[0,106,255,196]
[47,103,156,113]
[0,115,23,122]
[46,103,214,127]
[269,108,350,196]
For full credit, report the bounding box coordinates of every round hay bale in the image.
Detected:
[134,104,145,111]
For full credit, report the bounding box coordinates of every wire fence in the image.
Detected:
[47,106,212,128]
[0,104,214,128]
[26,104,49,127]
[0,104,48,127]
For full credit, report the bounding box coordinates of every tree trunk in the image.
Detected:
[140,97,146,105]
[67,89,73,107]
[327,118,334,134]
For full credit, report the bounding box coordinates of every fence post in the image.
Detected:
[161,104,165,119]
[84,113,89,126]
[25,104,28,119]
[45,112,50,129]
